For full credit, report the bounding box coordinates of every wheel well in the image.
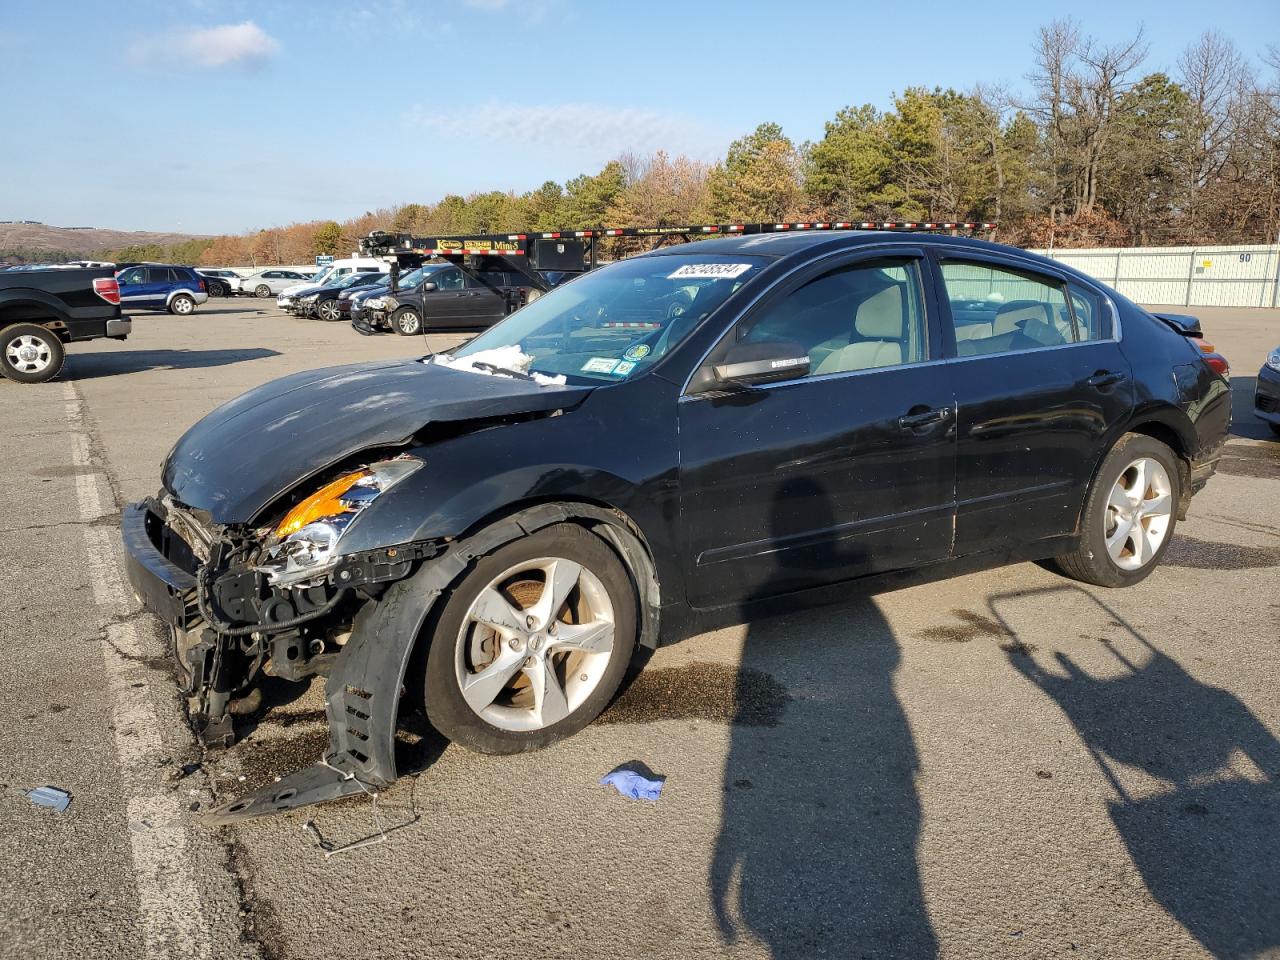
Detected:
[454,497,662,645]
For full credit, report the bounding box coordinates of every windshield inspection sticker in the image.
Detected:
[666,263,753,280]
[623,343,651,361]
[612,360,637,376]
[582,357,620,374]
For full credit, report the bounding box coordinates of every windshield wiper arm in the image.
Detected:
[472,361,535,381]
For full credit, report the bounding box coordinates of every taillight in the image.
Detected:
[93,277,120,304]
[1197,340,1229,377]
[197,278,206,292]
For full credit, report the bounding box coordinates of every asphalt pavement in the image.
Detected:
[1,299,1276,960]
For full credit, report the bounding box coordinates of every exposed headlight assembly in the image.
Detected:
[260,457,422,586]
[302,294,319,303]
[1267,347,1280,372]
[366,297,385,309]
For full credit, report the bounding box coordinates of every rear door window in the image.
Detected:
[147,267,173,284]
[939,261,1075,355]
[1068,283,1109,341]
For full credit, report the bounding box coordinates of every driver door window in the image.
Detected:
[117,267,145,285]
[434,268,464,290]
[726,259,926,379]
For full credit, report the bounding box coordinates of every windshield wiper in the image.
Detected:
[472,361,535,381]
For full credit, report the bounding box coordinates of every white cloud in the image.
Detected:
[407,102,725,160]
[130,20,279,69]
[463,0,511,9]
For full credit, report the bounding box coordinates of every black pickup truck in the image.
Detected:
[0,267,130,383]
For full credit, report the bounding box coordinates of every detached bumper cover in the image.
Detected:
[121,500,195,626]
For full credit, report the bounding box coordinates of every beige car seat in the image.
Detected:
[813,285,905,375]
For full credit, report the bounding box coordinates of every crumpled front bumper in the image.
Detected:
[121,499,196,628]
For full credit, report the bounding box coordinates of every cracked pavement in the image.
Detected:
[0,302,1277,959]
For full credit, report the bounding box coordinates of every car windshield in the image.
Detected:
[449,254,766,383]
[335,273,373,288]
[309,268,334,286]
[392,266,429,287]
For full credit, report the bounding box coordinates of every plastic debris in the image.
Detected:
[599,764,665,801]
[27,786,72,812]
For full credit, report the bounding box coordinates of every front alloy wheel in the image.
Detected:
[422,523,637,753]
[318,299,340,321]
[1,324,66,383]
[394,308,422,336]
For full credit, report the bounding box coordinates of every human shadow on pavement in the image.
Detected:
[710,478,938,958]
[991,586,1280,959]
[65,347,280,379]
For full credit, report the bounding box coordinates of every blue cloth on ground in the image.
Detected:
[599,767,665,801]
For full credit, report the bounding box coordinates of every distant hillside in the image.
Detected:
[0,222,209,259]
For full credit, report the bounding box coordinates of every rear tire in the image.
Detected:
[422,523,638,755]
[169,294,195,315]
[1052,434,1181,588]
[393,307,423,336]
[0,323,65,383]
[255,285,271,298]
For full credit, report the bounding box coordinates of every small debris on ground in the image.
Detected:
[27,786,72,812]
[600,762,665,801]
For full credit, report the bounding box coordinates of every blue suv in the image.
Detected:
[115,264,209,315]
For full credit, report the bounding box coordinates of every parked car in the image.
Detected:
[122,231,1231,820]
[0,266,129,382]
[196,268,242,298]
[237,269,313,299]
[297,271,389,320]
[279,258,388,299]
[1256,345,1280,437]
[347,266,436,329]
[114,264,208,315]
[369,263,538,335]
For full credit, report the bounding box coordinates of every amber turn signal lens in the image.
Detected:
[275,471,368,538]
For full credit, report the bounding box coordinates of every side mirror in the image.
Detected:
[422,281,437,292]
[711,341,810,388]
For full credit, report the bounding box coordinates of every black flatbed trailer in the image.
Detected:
[360,219,997,306]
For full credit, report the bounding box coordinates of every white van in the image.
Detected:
[280,257,389,297]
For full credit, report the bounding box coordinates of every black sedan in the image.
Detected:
[121,231,1230,820]
[299,271,387,321]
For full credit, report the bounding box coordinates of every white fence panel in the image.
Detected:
[1029,243,1280,308]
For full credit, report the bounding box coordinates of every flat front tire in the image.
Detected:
[1053,433,1181,587]
[422,523,638,754]
[0,323,66,383]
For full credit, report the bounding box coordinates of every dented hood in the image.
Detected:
[162,359,592,524]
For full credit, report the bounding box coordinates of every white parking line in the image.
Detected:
[62,381,213,960]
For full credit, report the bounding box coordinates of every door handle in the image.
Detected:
[1086,370,1127,389]
[897,406,952,430]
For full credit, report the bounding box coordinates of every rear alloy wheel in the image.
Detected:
[0,323,65,383]
[169,294,195,315]
[255,284,271,298]
[1053,434,1180,587]
[317,299,341,322]
[393,307,423,336]
[422,523,637,754]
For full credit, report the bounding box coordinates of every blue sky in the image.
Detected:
[2,0,1276,234]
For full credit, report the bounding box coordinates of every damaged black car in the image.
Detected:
[121,232,1230,822]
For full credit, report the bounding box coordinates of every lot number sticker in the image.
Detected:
[667,263,753,280]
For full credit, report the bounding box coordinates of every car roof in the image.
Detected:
[634,229,1061,272]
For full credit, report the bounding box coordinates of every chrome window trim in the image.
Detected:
[679,241,1125,401]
